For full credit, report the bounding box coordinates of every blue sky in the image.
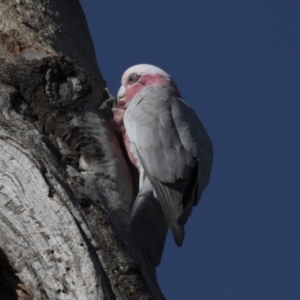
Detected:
[79,1,300,299]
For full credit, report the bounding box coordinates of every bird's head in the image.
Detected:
[117,64,180,103]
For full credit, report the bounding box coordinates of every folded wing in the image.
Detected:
[124,85,213,246]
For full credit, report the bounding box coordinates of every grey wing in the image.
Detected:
[125,85,213,246]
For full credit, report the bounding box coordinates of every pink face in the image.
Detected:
[118,64,180,103]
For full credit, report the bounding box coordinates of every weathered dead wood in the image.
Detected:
[0,1,165,299]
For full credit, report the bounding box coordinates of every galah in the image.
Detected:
[113,64,213,266]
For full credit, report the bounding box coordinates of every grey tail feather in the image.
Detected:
[129,188,168,266]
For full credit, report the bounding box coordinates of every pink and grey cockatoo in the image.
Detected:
[113,64,213,266]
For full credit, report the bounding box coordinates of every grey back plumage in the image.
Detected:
[125,85,213,248]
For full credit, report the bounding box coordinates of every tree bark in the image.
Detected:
[0,1,164,299]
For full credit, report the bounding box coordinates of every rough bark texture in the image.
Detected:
[0,1,165,299]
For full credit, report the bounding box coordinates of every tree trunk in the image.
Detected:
[0,1,164,299]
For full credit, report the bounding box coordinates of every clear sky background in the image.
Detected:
[79,1,300,299]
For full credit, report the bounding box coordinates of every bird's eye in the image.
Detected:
[127,73,140,84]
